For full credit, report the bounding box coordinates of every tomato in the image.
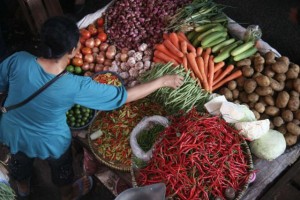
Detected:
[81,47,92,55]
[97,27,104,33]
[80,29,91,39]
[97,32,107,42]
[72,57,83,67]
[96,17,104,27]
[88,24,98,36]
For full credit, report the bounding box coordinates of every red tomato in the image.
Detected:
[97,27,104,33]
[80,29,91,39]
[81,47,92,55]
[97,32,107,42]
[88,24,98,36]
[96,17,104,27]
[72,57,83,67]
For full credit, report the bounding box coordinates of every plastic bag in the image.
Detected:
[115,183,166,200]
[130,116,169,163]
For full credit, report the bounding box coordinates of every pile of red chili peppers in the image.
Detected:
[93,72,123,86]
[91,98,166,166]
[137,109,252,200]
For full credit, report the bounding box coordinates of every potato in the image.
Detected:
[251,110,260,120]
[242,66,254,77]
[264,51,276,65]
[277,125,287,135]
[254,102,265,113]
[290,90,299,97]
[284,133,298,146]
[270,78,285,92]
[232,89,239,99]
[254,56,265,66]
[263,65,275,78]
[255,75,270,87]
[254,64,264,73]
[236,58,251,67]
[260,113,269,120]
[286,63,300,79]
[248,102,255,109]
[219,88,233,101]
[239,92,249,103]
[277,56,290,66]
[248,93,259,103]
[294,110,300,120]
[292,119,300,126]
[275,91,290,108]
[285,80,294,90]
[293,78,300,93]
[264,95,275,106]
[265,106,280,116]
[236,77,246,88]
[255,86,273,96]
[287,95,300,111]
[281,110,293,122]
[273,116,284,127]
[274,73,286,82]
[244,79,257,93]
[271,61,289,74]
[227,80,237,90]
[286,122,300,136]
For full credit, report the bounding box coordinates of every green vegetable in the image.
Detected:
[213,40,243,63]
[193,25,225,42]
[0,182,16,200]
[137,124,165,152]
[231,41,255,56]
[194,23,221,32]
[211,38,235,53]
[201,31,227,46]
[233,46,257,61]
[202,36,227,49]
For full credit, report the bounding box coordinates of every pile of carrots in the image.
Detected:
[153,32,242,92]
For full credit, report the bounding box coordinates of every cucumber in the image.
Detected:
[194,23,221,33]
[230,41,255,56]
[193,25,226,43]
[213,41,243,63]
[219,40,243,53]
[187,31,197,41]
[201,31,228,47]
[233,46,258,61]
[211,38,235,53]
[202,37,227,49]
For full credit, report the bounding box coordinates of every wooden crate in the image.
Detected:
[18,0,63,34]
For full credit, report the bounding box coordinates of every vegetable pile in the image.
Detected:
[136,109,253,200]
[89,98,166,167]
[66,105,94,129]
[106,0,192,50]
[93,72,123,86]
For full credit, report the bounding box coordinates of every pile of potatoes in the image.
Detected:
[218,51,300,146]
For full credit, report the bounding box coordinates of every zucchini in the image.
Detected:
[202,37,227,49]
[211,38,235,53]
[201,31,228,47]
[194,23,221,33]
[213,41,243,63]
[233,46,258,61]
[230,41,255,56]
[193,25,226,43]
[187,31,197,41]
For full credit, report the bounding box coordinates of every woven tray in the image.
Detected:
[131,137,254,200]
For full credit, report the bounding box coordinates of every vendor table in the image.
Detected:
[73,130,300,199]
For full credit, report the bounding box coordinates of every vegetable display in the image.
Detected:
[89,98,167,168]
[135,109,253,200]
[66,105,95,129]
[93,72,123,86]
[139,62,209,114]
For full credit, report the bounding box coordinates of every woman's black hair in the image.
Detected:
[40,16,80,59]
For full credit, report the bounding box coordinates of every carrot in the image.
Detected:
[196,47,203,57]
[213,61,225,73]
[153,56,165,64]
[214,69,222,81]
[203,53,210,77]
[182,56,188,72]
[212,70,242,91]
[196,57,209,91]
[205,47,212,55]
[177,32,196,53]
[155,44,182,63]
[208,56,215,92]
[180,41,188,54]
[169,33,180,49]
[213,64,235,85]
[187,53,203,81]
[154,51,179,66]
[163,39,184,58]
[163,33,169,40]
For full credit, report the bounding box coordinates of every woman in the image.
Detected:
[0,16,183,200]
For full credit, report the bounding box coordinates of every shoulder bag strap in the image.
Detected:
[1,70,67,113]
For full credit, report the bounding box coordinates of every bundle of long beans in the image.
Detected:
[0,182,15,200]
[166,0,228,32]
[139,62,209,114]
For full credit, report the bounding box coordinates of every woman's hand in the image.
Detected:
[161,74,184,89]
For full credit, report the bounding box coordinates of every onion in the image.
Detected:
[106,45,117,59]
[92,47,99,53]
[120,53,128,62]
[96,54,105,64]
[103,66,110,71]
[75,52,83,59]
[94,64,104,72]
[85,38,95,48]
[99,43,109,51]
[84,71,93,76]
[84,54,94,63]
[104,59,112,66]
[81,62,90,71]
[94,38,101,47]
[89,63,95,71]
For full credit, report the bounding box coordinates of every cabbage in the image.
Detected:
[250,129,286,161]
[234,119,270,140]
[220,102,256,123]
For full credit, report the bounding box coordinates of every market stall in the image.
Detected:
[65,0,300,199]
